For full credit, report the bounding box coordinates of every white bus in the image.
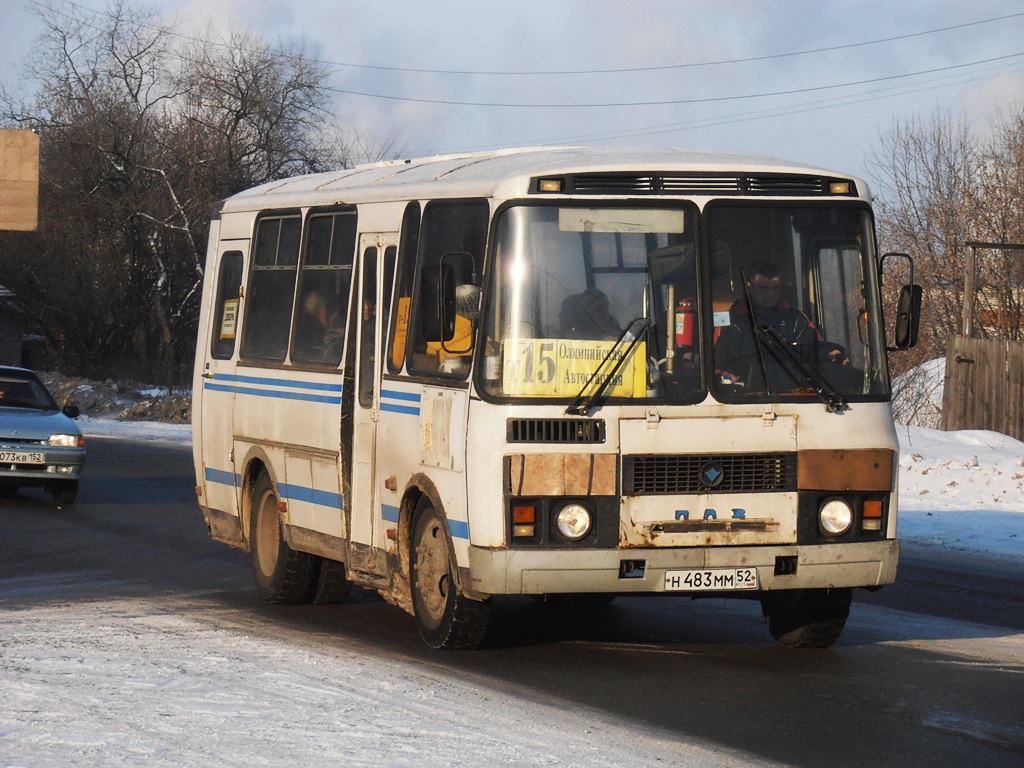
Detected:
[192,147,920,649]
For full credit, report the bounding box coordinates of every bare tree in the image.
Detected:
[973,106,1024,343]
[0,0,359,383]
[868,107,1024,424]
[867,111,979,377]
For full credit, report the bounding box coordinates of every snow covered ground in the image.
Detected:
[2,417,1022,767]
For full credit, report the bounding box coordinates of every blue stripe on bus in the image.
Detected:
[204,381,342,405]
[381,503,468,540]
[380,402,420,416]
[205,467,238,487]
[279,483,343,509]
[380,389,421,415]
[215,373,343,392]
[380,389,421,402]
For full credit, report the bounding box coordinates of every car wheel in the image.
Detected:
[54,480,78,506]
[249,471,316,603]
[410,498,489,649]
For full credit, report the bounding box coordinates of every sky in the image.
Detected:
[2,0,1024,192]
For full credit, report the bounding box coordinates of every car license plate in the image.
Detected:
[0,450,44,464]
[664,567,759,592]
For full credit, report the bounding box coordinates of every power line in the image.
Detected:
[329,52,1024,109]
[407,62,1024,154]
[319,11,1024,77]
[26,0,1024,81]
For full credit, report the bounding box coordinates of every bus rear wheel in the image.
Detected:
[250,471,316,604]
[760,588,851,648]
[410,499,490,649]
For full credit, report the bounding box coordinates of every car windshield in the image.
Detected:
[0,372,59,410]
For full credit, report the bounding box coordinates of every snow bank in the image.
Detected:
[896,425,1024,563]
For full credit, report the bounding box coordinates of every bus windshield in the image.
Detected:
[708,203,889,404]
[478,202,889,405]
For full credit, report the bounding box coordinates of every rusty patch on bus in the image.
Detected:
[508,453,616,496]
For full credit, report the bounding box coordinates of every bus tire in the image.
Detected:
[760,588,851,649]
[410,499,490,649]
[250,471,316,604]
[311,557,353,604]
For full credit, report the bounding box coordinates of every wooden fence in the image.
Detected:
[942,336,1024,440]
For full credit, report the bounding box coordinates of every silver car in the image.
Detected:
[0,366,85,505]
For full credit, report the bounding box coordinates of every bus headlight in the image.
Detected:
[555,503,592,541]
[819,499,854,536]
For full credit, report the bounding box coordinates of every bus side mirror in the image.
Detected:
[893,283,922,350]
[880,252,922,351]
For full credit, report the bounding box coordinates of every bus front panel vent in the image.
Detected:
[622,452,797,495]
[507,418,606,444]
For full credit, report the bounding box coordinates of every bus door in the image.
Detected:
[347,233,398,577]
[198,237,247,526]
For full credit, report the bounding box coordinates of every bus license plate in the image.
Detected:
[0,451,44,464]
[664,568,758,592]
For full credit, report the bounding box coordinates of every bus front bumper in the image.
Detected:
[466,539,899,595]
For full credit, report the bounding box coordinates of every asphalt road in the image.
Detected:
[3,435,1023,767]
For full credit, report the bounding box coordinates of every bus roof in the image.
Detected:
[220,146,868,212]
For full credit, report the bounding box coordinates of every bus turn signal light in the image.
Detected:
[513,504,536,538]
[862,500,883,531]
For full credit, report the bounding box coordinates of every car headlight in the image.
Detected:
[819,499,854,536]
[555,503,592,541]
[48,433,84,448]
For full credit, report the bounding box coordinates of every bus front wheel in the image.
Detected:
[410,499,490,649]
[249,471,316,604]
[760,587,851,648]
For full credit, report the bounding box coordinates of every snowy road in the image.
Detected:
[2,432,1023,767]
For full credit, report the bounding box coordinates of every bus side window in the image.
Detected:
[240,214,301,362]
[388,202,420,374]
[408,199,488,377]
[210,251,244,360]
[291,209,356,366]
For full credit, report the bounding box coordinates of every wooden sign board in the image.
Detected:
[0,129,40,232]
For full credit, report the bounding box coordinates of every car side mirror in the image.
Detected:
[62,404,81,419]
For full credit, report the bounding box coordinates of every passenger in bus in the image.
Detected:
[715,260,834,387]
[559,288,621,340]
[298,291,344,363]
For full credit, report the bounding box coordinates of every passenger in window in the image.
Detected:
[715,260,840,387]
[559,288,621,340]
[298,292,344,363]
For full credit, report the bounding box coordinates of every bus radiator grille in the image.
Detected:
[622,453,796,495]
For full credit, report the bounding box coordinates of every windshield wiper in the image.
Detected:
[565,317,652,416]
[752,324,848,413]
[737,269,847,413]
